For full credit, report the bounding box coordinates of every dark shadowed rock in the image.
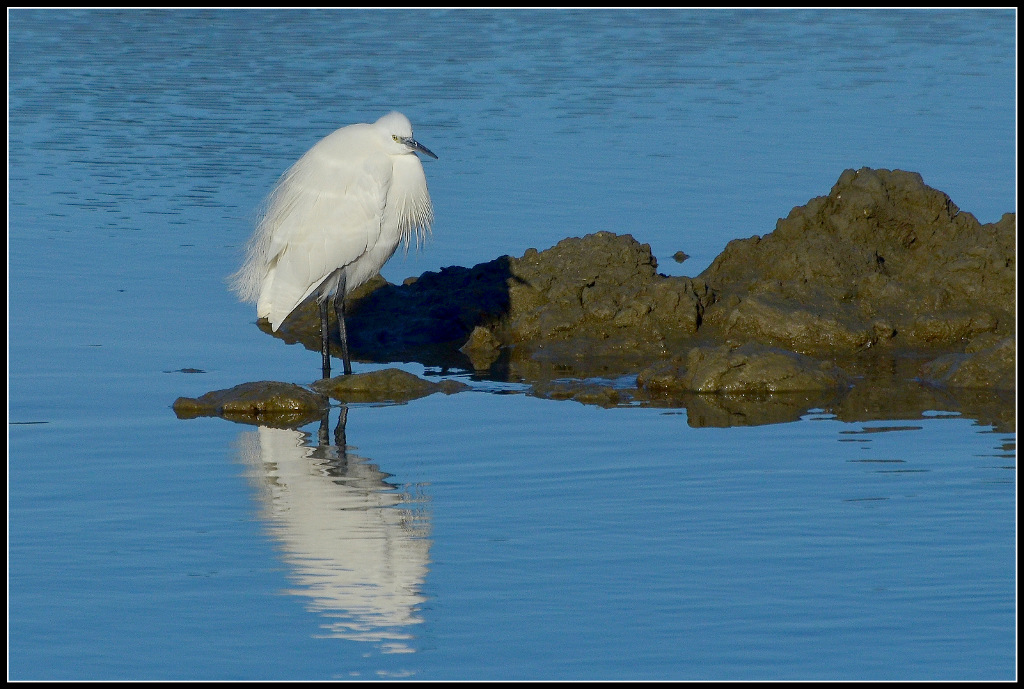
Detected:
[173,381,328,427]
[311,367,469,403]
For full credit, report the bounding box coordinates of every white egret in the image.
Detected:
[230,112,437,378]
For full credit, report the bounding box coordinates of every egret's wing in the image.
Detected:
[259,152,392,330]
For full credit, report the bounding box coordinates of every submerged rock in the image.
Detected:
[637,342,851,394]
[173,381,328,427]
[311,367,469,403]
[669,391,845,428]
[529,379,625,407]
[175,370,469,426]
[918,336,1015,391]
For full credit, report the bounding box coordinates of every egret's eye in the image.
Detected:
[392,135,401,142]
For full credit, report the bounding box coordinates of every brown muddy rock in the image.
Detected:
[173,381,328,427]
[311,367,469,403]
[497,232,707,347]
[637,342,851,394]
[918,336,1015,391]
[700,168,1015,355]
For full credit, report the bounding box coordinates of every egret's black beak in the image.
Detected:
[404,137,438,160]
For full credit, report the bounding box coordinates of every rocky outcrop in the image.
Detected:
[185,168,1013,429]
[266,168,1013,393]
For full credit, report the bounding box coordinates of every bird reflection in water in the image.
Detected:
[234,405,431,653]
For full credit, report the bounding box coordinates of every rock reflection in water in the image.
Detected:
[234,407,431,652]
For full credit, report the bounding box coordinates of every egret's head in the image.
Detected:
[376,111,438,160]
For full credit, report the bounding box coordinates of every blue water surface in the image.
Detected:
[8,9,1016,680]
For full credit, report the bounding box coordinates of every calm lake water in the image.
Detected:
[8,9,1016,680]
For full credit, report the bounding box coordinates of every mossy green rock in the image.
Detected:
[311,367,469,403]
[173,381,328,427]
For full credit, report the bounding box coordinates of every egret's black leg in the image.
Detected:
[333,270,352,375]
[334,294,353,375]
[320,298,331,379]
